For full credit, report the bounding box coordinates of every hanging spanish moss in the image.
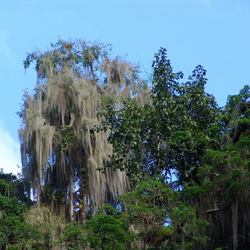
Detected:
[19,39,144,221]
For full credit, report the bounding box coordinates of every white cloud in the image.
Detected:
[0,122,21,176]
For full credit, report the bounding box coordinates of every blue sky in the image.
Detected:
[0,0,250,175]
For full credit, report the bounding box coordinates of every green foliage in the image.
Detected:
[119,177,208,249]
[0,172,29,204]
[54,125,75,152]
[0,217,43,249]
[0,174,27,221]
[102,48,220,187]
[102,99,154,183]
[61,222,85,249]
[194,85,250,249]
[82,204,135,249]
[0,173,43,249]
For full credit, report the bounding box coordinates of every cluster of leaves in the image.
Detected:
[54,125,75,153]
[102,48,219,187]
[59,204,135,249]
[0,172,42,249]
[119,177,208,249]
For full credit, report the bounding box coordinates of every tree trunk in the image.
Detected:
[69,174,74,221]
[232,199,238,250]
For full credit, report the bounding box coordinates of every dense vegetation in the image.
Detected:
[1,39,250,249]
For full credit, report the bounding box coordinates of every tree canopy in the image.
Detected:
[4,39,249,249]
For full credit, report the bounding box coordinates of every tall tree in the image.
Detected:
[101,48,223,248]
[196,85,250,249]
[19,39,144,220]
[103,48,219,187]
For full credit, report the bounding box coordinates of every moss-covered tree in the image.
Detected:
[19,39,147,221]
